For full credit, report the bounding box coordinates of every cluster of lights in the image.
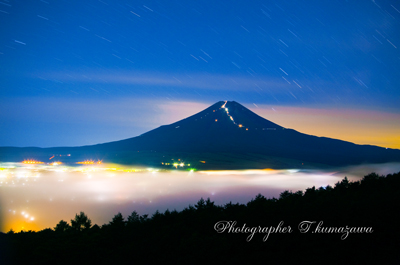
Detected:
[21,160,64,166]
[76,160,102,165]
[22,160,44,164]
[162,160,191,169]
[220,101,249,131]
[2,162,168,179]
[49,154,71,160]
[220,102,279,132]
[21,211,35,221]
[173,162,190,168]
[71,165,150,174]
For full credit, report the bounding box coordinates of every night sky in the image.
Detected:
[1,0,399,148]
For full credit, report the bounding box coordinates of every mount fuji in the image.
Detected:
[1,101,399,169]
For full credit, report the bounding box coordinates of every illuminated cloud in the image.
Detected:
[2,163,400,232]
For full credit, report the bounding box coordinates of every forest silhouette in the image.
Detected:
[1,172,399,264]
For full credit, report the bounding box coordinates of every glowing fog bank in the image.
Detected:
[1,163,399,232]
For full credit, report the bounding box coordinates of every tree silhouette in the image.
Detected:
[71,212,92,231]
[279,190,293,200]
[91,224,101,232]
[139,214,149,223]
[195,197,206,210]
[109,212,125,229]
[54,220,70,232]
[127,210,140,224]
[335,176,350,189]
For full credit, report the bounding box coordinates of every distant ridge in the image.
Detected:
[1,101,400,169]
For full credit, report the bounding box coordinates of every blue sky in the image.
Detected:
[1,0,399,147]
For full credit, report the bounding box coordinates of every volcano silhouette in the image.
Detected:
[1,101,400,169]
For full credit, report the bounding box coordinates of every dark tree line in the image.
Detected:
[1,172,399,265]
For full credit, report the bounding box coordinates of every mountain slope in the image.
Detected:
[1,101,399,169]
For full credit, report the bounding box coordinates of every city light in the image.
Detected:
[22,160,44,164]
[76,160,102,165]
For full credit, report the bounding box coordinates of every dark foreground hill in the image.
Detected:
[1,101,400,169]
[1,172,399,264]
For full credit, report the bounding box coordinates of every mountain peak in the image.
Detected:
[163,100,283,132]
[220,101,283,130]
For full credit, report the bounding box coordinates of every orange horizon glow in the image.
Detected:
[250,105,400,149]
